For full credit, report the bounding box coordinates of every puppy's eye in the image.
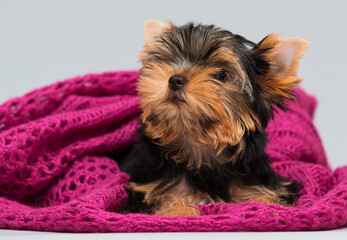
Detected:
[213,70,227,82]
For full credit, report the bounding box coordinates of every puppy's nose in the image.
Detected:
[168,75,187,91]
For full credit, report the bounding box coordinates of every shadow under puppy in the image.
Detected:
[120,21,309,216]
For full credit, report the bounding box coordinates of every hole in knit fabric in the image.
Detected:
[23,217,33,223]
[69,182,76,191]
[25,185,34,192]
[17,128,26,133]
[243,214,254,219]
[98,174,106,180]
[87,177,96,185]
[0,166,7,175]
[25,139,34,148]
[79,176,85,183]
[38,168,47,178]
[14,171,20,179]
[105,80,113,86]
[317,212,325,218]
[61,156,68,165]
[100,165,107,169]
[88,166,96,172]
[70,148,78,154]
[4,138,11,145]
[279,220,286,225]
[77,102,89,110]
[48,163,55,171]
[0,183,8,191]
[60,120,68,128]
[3,152,10,161]
[22,168,31,178]
[42,154,50,162]
[55,83,64,90]
[63,196,70,203]
[336,190,344,197]
[67,161,74,168]
[106,217,118,222]
[250,206,258,211]
[122,73,131,78]
[30,128,41,137]
[82,216,95,222]
[5,215,16,221]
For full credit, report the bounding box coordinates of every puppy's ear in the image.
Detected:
[254,34,310,107]
[144,20,167,45]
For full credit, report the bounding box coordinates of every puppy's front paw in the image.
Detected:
[155,197,201,217]
[162,205,201,217]
[230,181,301,206]
[249,181,301,206]
[278,181,302,205]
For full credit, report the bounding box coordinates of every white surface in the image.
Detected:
[0,0,346,238]
[0,229,347,240]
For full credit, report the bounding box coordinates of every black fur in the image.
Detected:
[118,23,301,213]
[120,123,300,213]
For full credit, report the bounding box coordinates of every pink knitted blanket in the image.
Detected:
[0,70,346,232]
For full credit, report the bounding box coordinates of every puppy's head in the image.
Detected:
[137,21,309,169]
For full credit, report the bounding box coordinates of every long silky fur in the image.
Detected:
[119,22,302,214]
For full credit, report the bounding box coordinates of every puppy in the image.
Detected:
[120,21,309,216]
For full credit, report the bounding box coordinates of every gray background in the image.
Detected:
[1,0,346,169]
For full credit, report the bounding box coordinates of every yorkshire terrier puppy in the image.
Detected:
[120,21,309,216]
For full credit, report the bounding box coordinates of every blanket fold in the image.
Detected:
[0,71,346,232]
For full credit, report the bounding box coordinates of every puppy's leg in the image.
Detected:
[124,180,212,216]
[154,195,201,216]
[233,152,301,205]
[230,183,298,205]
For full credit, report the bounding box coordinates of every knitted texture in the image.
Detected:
[0,70,346,232]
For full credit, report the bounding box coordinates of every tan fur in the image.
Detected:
[138,49,260,170]
[207,46,253,99]
[256,34,310,102]
[139,22,262,168]
[157,197,201,217]
[229,183,294,205]
[128,179,292,216]
[144,21,167,45]
[128,177,215,216]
